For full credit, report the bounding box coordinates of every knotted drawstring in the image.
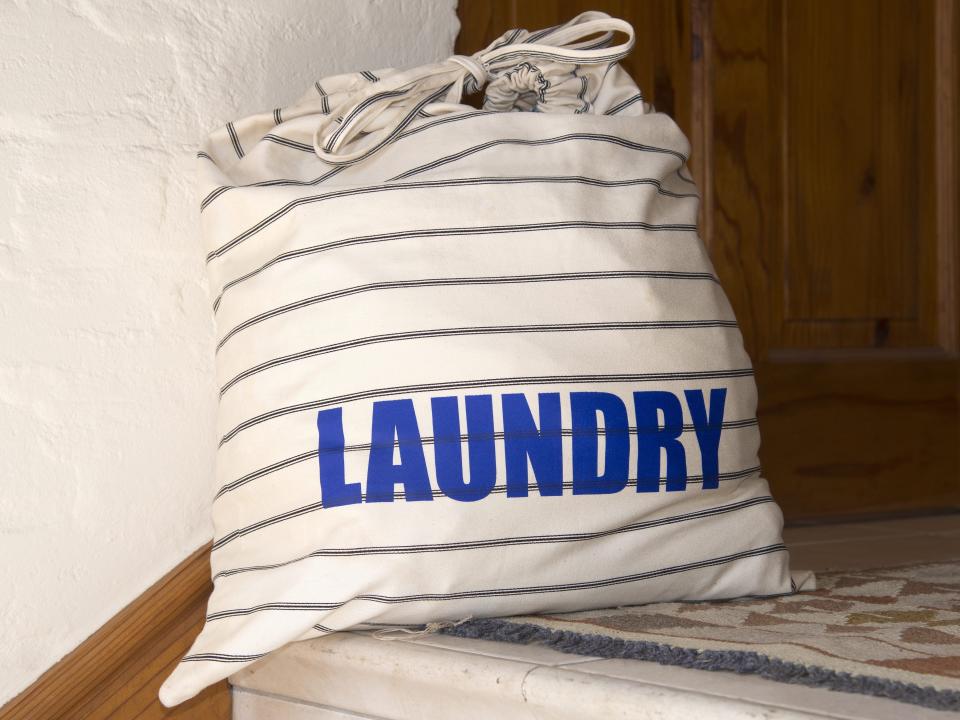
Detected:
[448,55,490,92]
[312,11,636,166]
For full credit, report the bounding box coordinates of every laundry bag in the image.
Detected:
[160,11,793,706]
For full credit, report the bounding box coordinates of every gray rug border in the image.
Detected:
[441,618,960,713]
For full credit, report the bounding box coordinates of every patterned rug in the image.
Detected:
[443,561,960,711]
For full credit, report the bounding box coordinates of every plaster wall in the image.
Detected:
[0,0,459,703]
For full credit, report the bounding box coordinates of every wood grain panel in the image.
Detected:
[781,0,934,349]
[936,0,960,353]
[0,545,228,720]
[785,1,913,322]
[459,0,960,520]
[698,0,776,360]
[704,0,959,518]
[758,359,960,518]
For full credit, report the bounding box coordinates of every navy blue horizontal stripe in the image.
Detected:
[226,122,243,159]
[492,47,632,66]
[210,465,762,551]
[200,166,345,212]
[388,133,688,182]
[198,109,696,211]
[324,83,456,168]
[211,216,698,312]
[200,166,690,214]
[216,450,317,497]
[207,172,695,230]
[200,185,232,211]
[220,320,739,397]
[324,86,408,151]
[202,544,785,622]
[216,268,718,352]
[314,82,331,114]
[605,93,644,115]
[199,106,491,212]
[218,368,754,448]
[492,28,524,50]
[262,134,313,152]
[198,111,490,211]
[214,418,759,499]
[180,652,266,663]
[196,151,214,162]
[189,543,785,662]
[212,496,774,580]
[206,160,694,261]
[394,109,490,142]
[259,134,313,153]
[214,141,658,265]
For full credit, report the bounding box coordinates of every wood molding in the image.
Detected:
[0,544,229,720]
[935,0,959,352]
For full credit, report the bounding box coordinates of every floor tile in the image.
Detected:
[234,688,387,719]
[519,663,830,720]
[233,631,542,720]
[569,658,948,720]
[232,515,960,719]
[392,630,599,666]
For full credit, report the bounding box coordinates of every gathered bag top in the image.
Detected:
[312,12,635,166]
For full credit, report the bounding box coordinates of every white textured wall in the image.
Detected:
[0,0,459,704]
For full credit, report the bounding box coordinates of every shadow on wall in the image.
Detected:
[0,0,459,706]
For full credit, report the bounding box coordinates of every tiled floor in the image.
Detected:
[231,514,960,720]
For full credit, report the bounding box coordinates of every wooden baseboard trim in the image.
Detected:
[0,544,229,720]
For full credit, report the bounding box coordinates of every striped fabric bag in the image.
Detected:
[160,11,793,706]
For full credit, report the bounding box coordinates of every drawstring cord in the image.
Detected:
[312,11,635,166]
[448,55,490,91]
[372,616,474,641]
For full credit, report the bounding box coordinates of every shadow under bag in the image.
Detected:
[160,11,793,707]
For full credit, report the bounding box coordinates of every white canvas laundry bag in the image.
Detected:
[160,12,793,706]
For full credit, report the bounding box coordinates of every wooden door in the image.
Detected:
[456,0,960,522]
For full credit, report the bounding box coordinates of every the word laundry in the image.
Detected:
[317,389,728,507]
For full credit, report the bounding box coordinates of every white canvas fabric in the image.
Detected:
[160,12,792,707]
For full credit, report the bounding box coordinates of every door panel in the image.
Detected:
[456,0,960,521]
[782,1,926,340]
[704,0,958,519]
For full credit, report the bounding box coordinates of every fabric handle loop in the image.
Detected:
[448,55,489,91]
[312,11,635,166]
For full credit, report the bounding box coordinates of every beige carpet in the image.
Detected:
[445,561,960,711]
